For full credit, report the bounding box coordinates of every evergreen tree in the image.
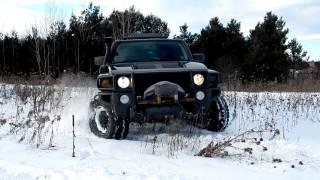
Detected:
[174,23,199,44]
[243,12,290,82]
[218,19,246,75]
[174,23,199,53]
[198,18,246,76]
[142,15,170,36]
[287,38,309,70]
[199,17,226,69]
[0,3,310,82]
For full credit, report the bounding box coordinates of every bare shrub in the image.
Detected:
[0,84,11,99]
[137,120,203,157]
[8,84,64,148]
[197,127,280,158]
[13,84,32,104]
[0,119,6,126]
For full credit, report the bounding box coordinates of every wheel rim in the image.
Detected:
[98,111,109,129]
[94,106,111,133]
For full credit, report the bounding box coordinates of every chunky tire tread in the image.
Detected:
[114,117,130,140]
[89,99,129,139]
[207,96,230,131]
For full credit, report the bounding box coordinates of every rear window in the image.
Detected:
[111,41,189,63]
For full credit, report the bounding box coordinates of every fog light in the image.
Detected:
[196,91,205,101]
[120,95,130,104]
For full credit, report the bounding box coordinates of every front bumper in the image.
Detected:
[97,86,221,121]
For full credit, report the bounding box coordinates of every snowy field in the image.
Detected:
[0,83,320,180]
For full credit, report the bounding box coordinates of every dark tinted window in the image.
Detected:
[112,41,189,63]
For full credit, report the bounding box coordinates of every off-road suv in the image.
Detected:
[89,33,229,139]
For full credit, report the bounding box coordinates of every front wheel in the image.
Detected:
[89,99,129,139]
[201,96,230,131]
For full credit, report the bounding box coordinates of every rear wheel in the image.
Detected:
[207,96,229,131]
[89,99,129,139]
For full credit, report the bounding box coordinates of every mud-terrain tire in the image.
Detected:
[206,96,229,131]
[114,117,130,140]
[89,99,129,139]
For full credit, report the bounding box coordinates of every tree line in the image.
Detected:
[0,3,311,82]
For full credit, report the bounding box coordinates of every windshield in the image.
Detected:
[111,41,189,63]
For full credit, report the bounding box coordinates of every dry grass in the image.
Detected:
[0,75,58,85]
[224,78,320,92]
[0,73,96,87]
[3,84,64,148]
[2,74,320,92]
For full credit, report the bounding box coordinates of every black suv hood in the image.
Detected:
[110,61,207,74]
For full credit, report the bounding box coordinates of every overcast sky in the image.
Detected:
[0,0,319,60]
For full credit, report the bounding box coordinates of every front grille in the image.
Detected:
[133,72,191,96]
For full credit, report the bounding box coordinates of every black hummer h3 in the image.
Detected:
[89,33,229,139]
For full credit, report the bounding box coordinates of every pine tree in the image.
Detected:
[244,12,290,82]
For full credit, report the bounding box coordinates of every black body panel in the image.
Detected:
[96,37,222,121]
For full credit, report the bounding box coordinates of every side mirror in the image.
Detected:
[104,37,113,45]
[99,65,108,74]
[193,53,205,63]
[94,56,105,66]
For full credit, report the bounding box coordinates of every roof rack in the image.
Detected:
[124,33,169,40]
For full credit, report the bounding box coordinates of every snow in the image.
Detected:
[0,83,320,180]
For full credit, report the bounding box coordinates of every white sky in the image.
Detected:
[0,0,319,60]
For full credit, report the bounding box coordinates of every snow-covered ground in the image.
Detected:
[0,83,319,180]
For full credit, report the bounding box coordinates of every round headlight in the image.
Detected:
[117,76,130,88]
[193,74,205,86]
